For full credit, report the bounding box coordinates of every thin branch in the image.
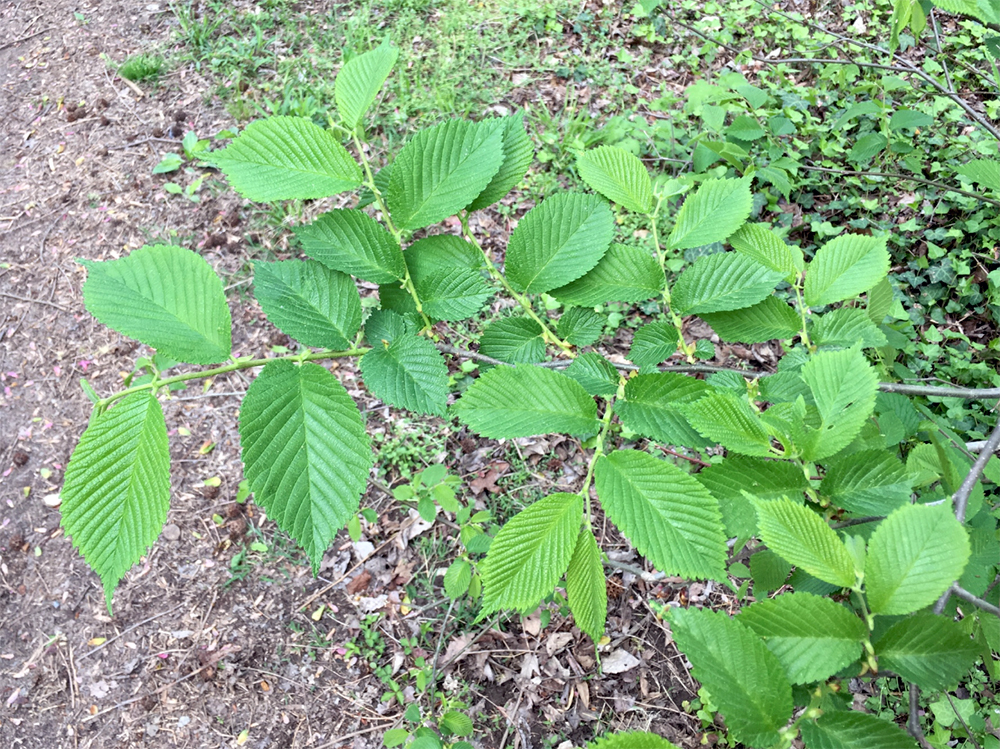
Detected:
[966,439,1000,454]
[952,417,1000,524]
[929,9,955,93]
[799,165,1000,208]
[908,684,936,749]
[948,583,1000,617]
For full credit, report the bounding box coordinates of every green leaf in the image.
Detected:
[336,38,399,129]
[209,117,362,200]
[550,244,664,307]
[61,392,170,609]
[750,549,792,594]
[360,334,449,416]
[454,366,599,438]
[567,527,608,642]
[848,133,888,164]
[557,307,603,346]
[738,593,865,684]
[800,711,917,749]
[671,253,784,315]
[295,209,406,284]
[576,145,653,213]
[239,361,373,573]
[595,450,727,580]
[479,317,545,364]
[439,711,473,737]
[874,613,979,690]
[587,732,680,749]
[444,559,472,599]
[80,244,232,365]
[729,223,803,278]
[804,234,890,307]
[615,373,711,446]
[253,260,361,349]
[681,391,776,457]
[800,346,879,461]
[727,114,766,141]
[697,457,809,538]
[866,277,894,324]
[382,728,410,747]
[467,114,534,211]
[668,607,792,748]
[666,176,752,250]
[480,492,582,613]
[955,158,1000,191]
[387,119,504,230]
[506,193,615,294]
[810,307,887,349]
[629,321,680,371]
[754,498,856,588]
[866,503,971,615]
[564,353,619,396]
[417,268,492,321]
[364,308,413,345]
[701,296,801,343]
[888,108,933,132]
[820,450,912,516]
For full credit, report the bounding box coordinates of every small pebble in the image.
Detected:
[162,523,180,541]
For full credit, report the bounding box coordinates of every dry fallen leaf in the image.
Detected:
[602,648,640,674]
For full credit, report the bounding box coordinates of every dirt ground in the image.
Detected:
[0,2,715,747]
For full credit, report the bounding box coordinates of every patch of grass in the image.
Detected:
[118,53,165,83]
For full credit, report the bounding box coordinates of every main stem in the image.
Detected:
[458,212,574,355]
[348,128,433,333]
[650,198,695,362]
[96,348,369,411]
[579,391,618,523]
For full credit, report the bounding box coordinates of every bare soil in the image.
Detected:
[0,2,730,747]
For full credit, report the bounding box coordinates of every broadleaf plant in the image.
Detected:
[60,38,997,749]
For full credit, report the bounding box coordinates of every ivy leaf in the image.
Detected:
[360,334,449,416]
[239,361,373,573]
[800,345,879,461]
[479,317,545,364]
[754,498,856,588]
[506,193,615,294]
[388,119,505,230]
[819,450,912,516]
[453,366,599,438]
[566,527,608,642]
[335,38,399,129]
[467,114,534,211]
[61,392,170,610]
[550,244,664,307]
[701,296,801,343]
[671,253,784,315]
[666,176,753,250]
[81,244,232,365]
[738,593,866,684]
[576,145,653,213]
[874,613,979,690]
[681,391,776,457]
[804,234,889,307]
[595,450,727,581]
[628,321,680,372]
[209,117,362,200]
[729,222,803,278]
[800,711,917,749]
[557,307,604,346]
[866,503,971,616]
[615,373,711,447]
[295,209,406,284]
[668,607,792,748]
[564,353,620,396]
[253,260,361,349]
[480,493,582,613]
